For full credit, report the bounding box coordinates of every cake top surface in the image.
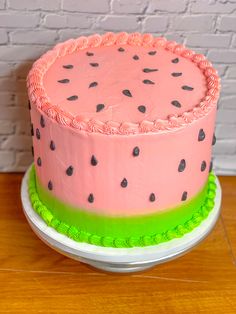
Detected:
[27,32,220,134]
[44,45,206,122]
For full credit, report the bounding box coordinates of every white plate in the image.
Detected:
[21,165,222,273]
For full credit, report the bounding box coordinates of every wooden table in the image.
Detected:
[0,174,236,313]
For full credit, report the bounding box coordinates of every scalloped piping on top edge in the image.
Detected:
[27,32,220,135]
[28,166,217,248]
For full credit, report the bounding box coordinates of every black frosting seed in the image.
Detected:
[133,146,140,157]
[96,104,105,112]
[212,134,216,146]
[149,193,156,202]
[143,79,155,85]
[36,128,40,140]
[148,51,156,55]
[48,181,53,191]
[133,55,139,60]
[31,146,34,157]
[181,191,188,201]
[143,68,158,73]
[31,124,34,136]
[40,115,45,128]
[118,47,125,52]
[122,89,132,97]
[171,100,181,108]
[91,155,98,166]
[86,52,94,56]
[89,81,98,88]
[37,157,42,167]
[201,161,207,172]
[171,72,182,77]
[58,79,70,83]
[88,193,94,203]
[172,58,179,64]
[66,166,73,176]
[209,161,213,173]
[182,85,194,91]
[178,159,186,172]
[138,105,146,113]
[50,140,56,151]
[28,100,31,110]
[121,178,128,188]
[90,63,99,67]
[67,95,78,101]
[63,64,73,69]
[198,129,205,142]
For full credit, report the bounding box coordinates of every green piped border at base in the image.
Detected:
[28,166,217,248]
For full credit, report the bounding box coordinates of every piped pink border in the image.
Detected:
[27,32,220,135]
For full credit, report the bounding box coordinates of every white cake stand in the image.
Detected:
[21,166,221,273]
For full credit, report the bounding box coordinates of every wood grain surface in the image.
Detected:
[0,174,236,313]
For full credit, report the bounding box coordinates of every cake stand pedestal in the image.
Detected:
[21,166,222,273]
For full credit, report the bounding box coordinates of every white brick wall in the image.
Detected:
[0,0,235,174]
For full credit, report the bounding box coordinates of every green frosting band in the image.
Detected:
[28,166,217,248]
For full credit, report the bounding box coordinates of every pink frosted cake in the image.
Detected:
[27,32,220,248]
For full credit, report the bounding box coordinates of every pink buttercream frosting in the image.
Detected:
[27,32,220,135]
[28,33,219,217]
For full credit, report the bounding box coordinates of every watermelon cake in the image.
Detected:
[27,32,220,248]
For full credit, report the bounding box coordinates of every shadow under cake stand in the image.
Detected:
[21,165,222,273]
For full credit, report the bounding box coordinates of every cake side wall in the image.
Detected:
[30,104,216,217]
